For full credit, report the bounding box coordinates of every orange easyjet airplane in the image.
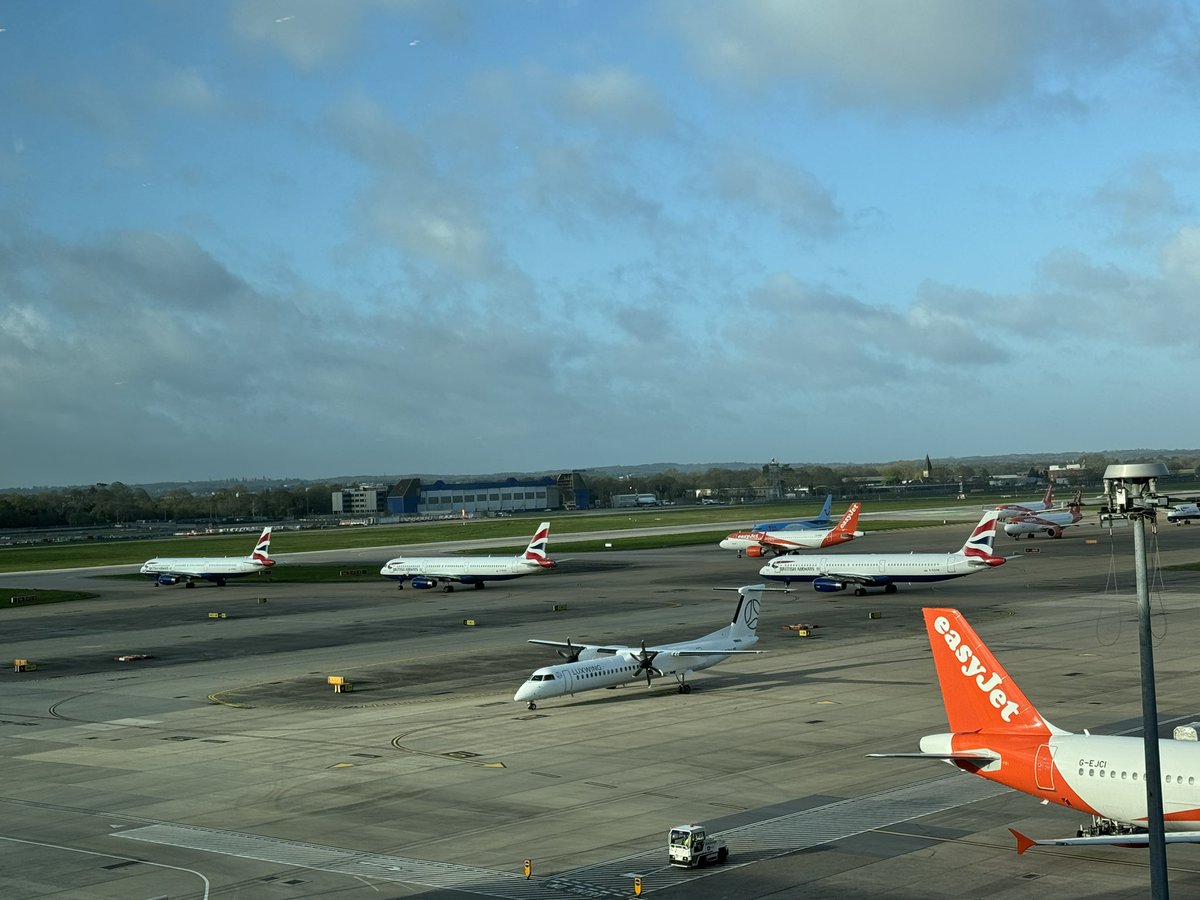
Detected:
[872,608,1200,852]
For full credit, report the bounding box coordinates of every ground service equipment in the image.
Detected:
[668,824,728,868]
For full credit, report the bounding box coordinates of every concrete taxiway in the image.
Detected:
[2,520,1200,898]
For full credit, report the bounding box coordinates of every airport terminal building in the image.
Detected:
[386,472,590,516]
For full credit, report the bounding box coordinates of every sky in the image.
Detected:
[2,1,1200,488]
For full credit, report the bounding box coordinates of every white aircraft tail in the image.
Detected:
[522,521,555,568]
[957,511,1003,565]
[250,527,275,568]
[727,584,765,641]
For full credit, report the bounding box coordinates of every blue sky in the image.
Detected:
[2,1,1199,488]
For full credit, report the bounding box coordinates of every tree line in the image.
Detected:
[1,452,1195,530]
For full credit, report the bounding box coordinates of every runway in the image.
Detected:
[2,520,1200,898]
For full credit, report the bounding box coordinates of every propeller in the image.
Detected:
[555,639,582,664]
[631,640,662,687]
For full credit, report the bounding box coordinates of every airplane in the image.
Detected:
[993,482,1055,521]
[380,521,554,592]
[513,583,770,710]
[140,527,275,587]
[870,607,1200,853]
[720,502,864,557]
[749,493,835,532]
[1003,490,1084,539]
[758,510,1005,595]
[1167,502,1200,524]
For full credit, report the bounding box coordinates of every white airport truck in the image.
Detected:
[668,824,728,868]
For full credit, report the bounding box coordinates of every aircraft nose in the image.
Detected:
[514,682,535,702]
[719,539,735,549]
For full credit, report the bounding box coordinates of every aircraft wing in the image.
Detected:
[526,639,628,655]
[1009,828,1200,855]
[666,649,765,658]
[820,571,885,586]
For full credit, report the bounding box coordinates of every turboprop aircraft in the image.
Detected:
[720,502,863,557]
[993,482,1055,521]
[140,527,274,587]
[870,607,1200,853]
[1003,491,1084,539]
[750,493,835,532]
[758,510,1004,595]
[380,521,554,591]
[514,584,770,710]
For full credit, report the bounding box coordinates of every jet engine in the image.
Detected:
[812,578,848,593]
[745,545,768,558]
[409,576,438,590]
[156,574,182,586]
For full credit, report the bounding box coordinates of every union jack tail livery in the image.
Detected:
[523,521,555,568]
[959,510,1004,566]
[251,527,275,568]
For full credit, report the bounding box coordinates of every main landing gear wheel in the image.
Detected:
[854,587,867,596]
[677,684,691,694]
[442,585,455,593]
[884,584,897,594]
[473,582,486,590]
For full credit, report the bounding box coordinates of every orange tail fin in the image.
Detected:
[923,608,1055,735]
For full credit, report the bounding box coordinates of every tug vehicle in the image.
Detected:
[668,824,728,868]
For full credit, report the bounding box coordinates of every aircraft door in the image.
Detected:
[1035,743,1056,792]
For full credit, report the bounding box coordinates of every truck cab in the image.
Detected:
[668,824,728,868]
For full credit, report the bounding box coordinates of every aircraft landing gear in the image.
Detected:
[884,584,897,594]
[854,587,867,597]
[473,582,486,590]
[442,584,455,593]
[527,701,537,710]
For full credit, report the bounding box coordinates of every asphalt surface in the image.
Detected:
[2,518,1200,898]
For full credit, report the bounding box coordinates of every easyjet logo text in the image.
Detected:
[933,615,1020,723]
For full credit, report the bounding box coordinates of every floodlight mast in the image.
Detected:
[1103,463,1170,899]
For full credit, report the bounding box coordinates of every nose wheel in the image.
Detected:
[527,701,537,710]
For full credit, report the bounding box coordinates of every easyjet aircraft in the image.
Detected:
[758,510,1004,595]
[871,608,1200,853]
[1004,490,1084,539]
[140,527,275,587]
[380,521,554,591]
[720,502,864,557]
[993,482,1056,521]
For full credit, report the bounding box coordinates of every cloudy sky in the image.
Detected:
[2,1,1199,488]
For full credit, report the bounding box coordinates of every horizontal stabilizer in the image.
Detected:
[667,649,766,658]
[867,750,1001,763]
[1009,828,1200,855]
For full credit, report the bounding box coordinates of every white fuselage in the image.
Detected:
[720,526,860,553]
[380,555,544,583]
[923,730,1200,830]
[1003,507,1082,537]
[1168,503,1200,524]
[140,557,266,580]
[760,552,993,588]
[513,634,756,705]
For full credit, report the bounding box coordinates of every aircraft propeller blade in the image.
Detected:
[556,639,581,664]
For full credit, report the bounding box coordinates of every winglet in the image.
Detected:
[1010,828,1037,856]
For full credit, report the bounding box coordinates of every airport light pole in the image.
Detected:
[1103,463,1170,899]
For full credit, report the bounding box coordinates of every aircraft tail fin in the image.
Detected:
[523,521,555,568]
[1042,481,1054,508]
[821,502,862,546]
[818,493,833,521]
[958,511,1004,565]
[250,527,275,568]
[727,584,764,640]
[924,608,1058,735]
